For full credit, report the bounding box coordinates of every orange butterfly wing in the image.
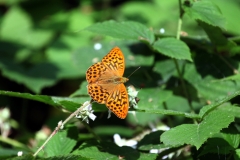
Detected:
[86,47,129,119]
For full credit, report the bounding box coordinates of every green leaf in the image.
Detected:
[0,148,28,158]
[74,141,130,159]
[153,59,177,82]
[199,125,240,156]
[198,138,233,156]
[43,126,78,157]
[141,109,199,119]
[0,90,81,112]
[1,7,53,49]
[138,153,158,160]
[0,90,99,118]
[127,112,160,126]
[120,1,166,27]
[138,144,165,152]
[161,110,235,149]
[70,81,88,98]
[213,0,240,35]
[137,89,173,110]
[200,77,240,101]
[0,33,94,93]
[128,89,169,125]
[73,140,156,160]
[0,59,58,93]
[184,1,226,29]
[134,88,199,120]
[73,141,113,159]
[46,36,89,79]
[221,74,240,81]
[199,21,228,46]
[85,20,155,44]
[68,10,93,32]
[153,38,192,61]
[5,154,35,160]
[183,61,240,101]
[234,149,240,160]
[44,154,87,160]
[93,126,134,137]
[1,7,31,41]
[0,0,22,6]
[199,90,240,118]
[0,136,27,150]
[221,126,240,149]
[69,44,154,85]
[218,106,240,119]
[138,131,164,151]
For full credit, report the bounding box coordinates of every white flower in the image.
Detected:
[76,101,96,123]
[57,120,63,129]
[17,151,23,156]
[127,86,139,109]
[107,110,112,119]
[113,134,137,148]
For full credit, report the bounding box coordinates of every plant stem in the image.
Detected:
[173,60,194,113]
[0,136,27,149]
[33,102,90,157]
[218,54,239,74]
[175,0,195,114]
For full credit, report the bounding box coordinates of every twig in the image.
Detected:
[175,0,195,114]
[33,101,90,157]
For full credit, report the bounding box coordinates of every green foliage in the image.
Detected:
[153,38,192,61]
[72,140,157,160]
[161,109,234,149]
[0,90,80,112]
[85,21,155,44]
[184,1,226,28]
[0,0,240,160]
[42,126,78,157]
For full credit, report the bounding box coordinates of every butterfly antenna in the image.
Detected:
[127,66,141,78]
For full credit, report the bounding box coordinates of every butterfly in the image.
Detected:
[86,47,129,119]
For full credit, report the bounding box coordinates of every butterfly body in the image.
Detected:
[86,47,129,119]
[98,77,128,84]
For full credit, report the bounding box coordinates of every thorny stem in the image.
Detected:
[33,102,90,157]
[175,0,195,114]
[173,60,194,113]
[218,54,239,74]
